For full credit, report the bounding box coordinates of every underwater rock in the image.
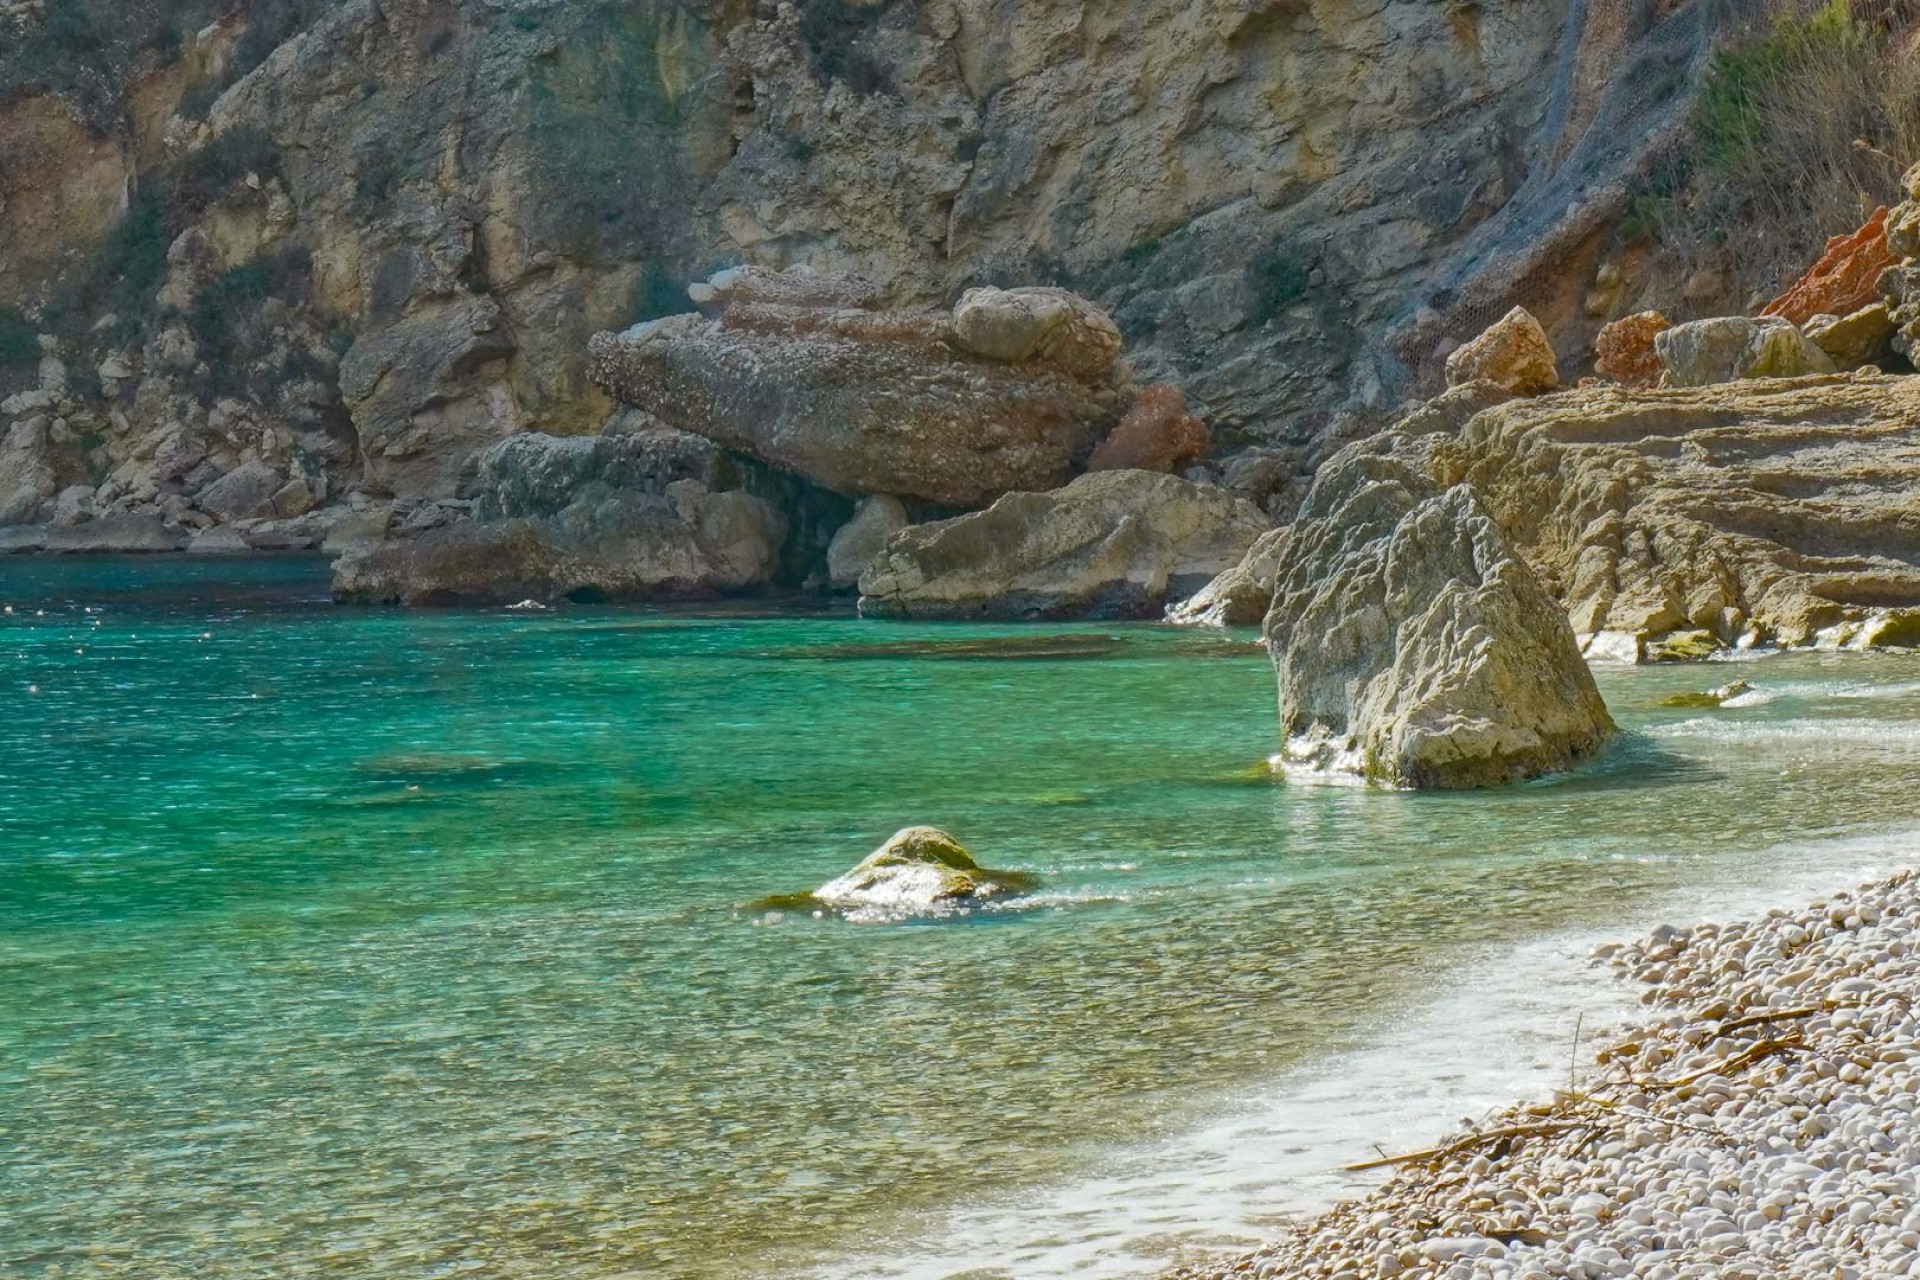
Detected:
[1267,438,1614,789]
[808,827,1037,915]
[1661,679,1754,709]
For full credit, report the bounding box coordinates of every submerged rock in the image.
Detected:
[790,827,1038,916]
[858,470,1270,621]
[588,267,1130,507]
[1661,679,1755,709]
[1266,440,1614,789]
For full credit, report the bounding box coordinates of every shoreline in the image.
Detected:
[810,825,1915,1280]
[1168,851,1920,1280]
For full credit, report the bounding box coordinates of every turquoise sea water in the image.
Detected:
[7,557,1920,1279]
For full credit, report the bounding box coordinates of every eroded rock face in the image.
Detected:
[331,427,784,606]
[1443,307,1559,397]
[1424,374,1920,651]
[589,268,1130,507]
[1805,304,1897,370]
[1266,440,1614,789]
[826,495,910,591]
[858,470,1270,621]
[1655,316,1835,387]
[1762,207,1894,327]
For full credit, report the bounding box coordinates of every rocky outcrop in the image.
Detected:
[1086,382,1209,475]
[331,427,784,605]
[814,827,1036,915]
[1595,311,1671,388]
[1762,208,1894,327]
[1443,307,1558,397]
[1266,440,1614,789]
[1655,316,1835,387]
[858,470,1270,620]
[826,495,910,591]
[1422,373,1920,653]
[588,268,1130,507]
[1166,527,1291,628]
[1805,304,1897,370]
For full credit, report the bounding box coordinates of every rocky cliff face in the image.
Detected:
[0,0,1771,545]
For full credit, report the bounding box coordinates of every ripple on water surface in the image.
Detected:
[5,560,1920,1279]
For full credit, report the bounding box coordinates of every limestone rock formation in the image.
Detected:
[1805,305,1897,370]
[1166,527,1291,628]
[805,827,1037,916]
[331,427,784,606]
[1444,307,1559,397]
[826,495,910,591]
[589,268,1130,507]
[858,470,1270,621]
[1762,208,1894,327]
[1266,440,1614,789]
[1595,311,1672,388]
[1423,374,1920,651]
[1087,383,1210,475]
[1654,316,1836,387]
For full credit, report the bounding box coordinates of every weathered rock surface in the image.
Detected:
[1655,316,1835,387]
[1595,311,1671,388]
[1167,528,1291,628]
[826,495,910,591]
[1265,439,1614,789]
[331,427,784,606]
[1805,304,1897,370]
[858,470,1269,621]
[1087,383,1209,475]
[1423,374,1920,651]
[588,269,1130,507]
[1444,307,1558,397]
[1762,207,1894,326]
[801,827,1037,917]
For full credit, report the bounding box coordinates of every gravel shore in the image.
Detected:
[1171,869,1920,1280]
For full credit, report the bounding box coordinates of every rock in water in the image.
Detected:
[331,427,785,605]
[857,470,1271,620]
[1443,306,1559,396]
[587,267,1131,507]
[809,827,1037,915]
[1167,527,1292,627]
[1654,315,1835,386]
[1266,441,1614,789]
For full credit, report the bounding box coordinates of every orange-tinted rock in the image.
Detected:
[1087,383,1210,474]
[1762,207,1894,327]
[1444,306,1559,396]
[1594,310,1671,387]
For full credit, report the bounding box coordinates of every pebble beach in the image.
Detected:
[1173,869,1920,1280]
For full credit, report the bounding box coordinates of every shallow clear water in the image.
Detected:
[5,557,1920,1280]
